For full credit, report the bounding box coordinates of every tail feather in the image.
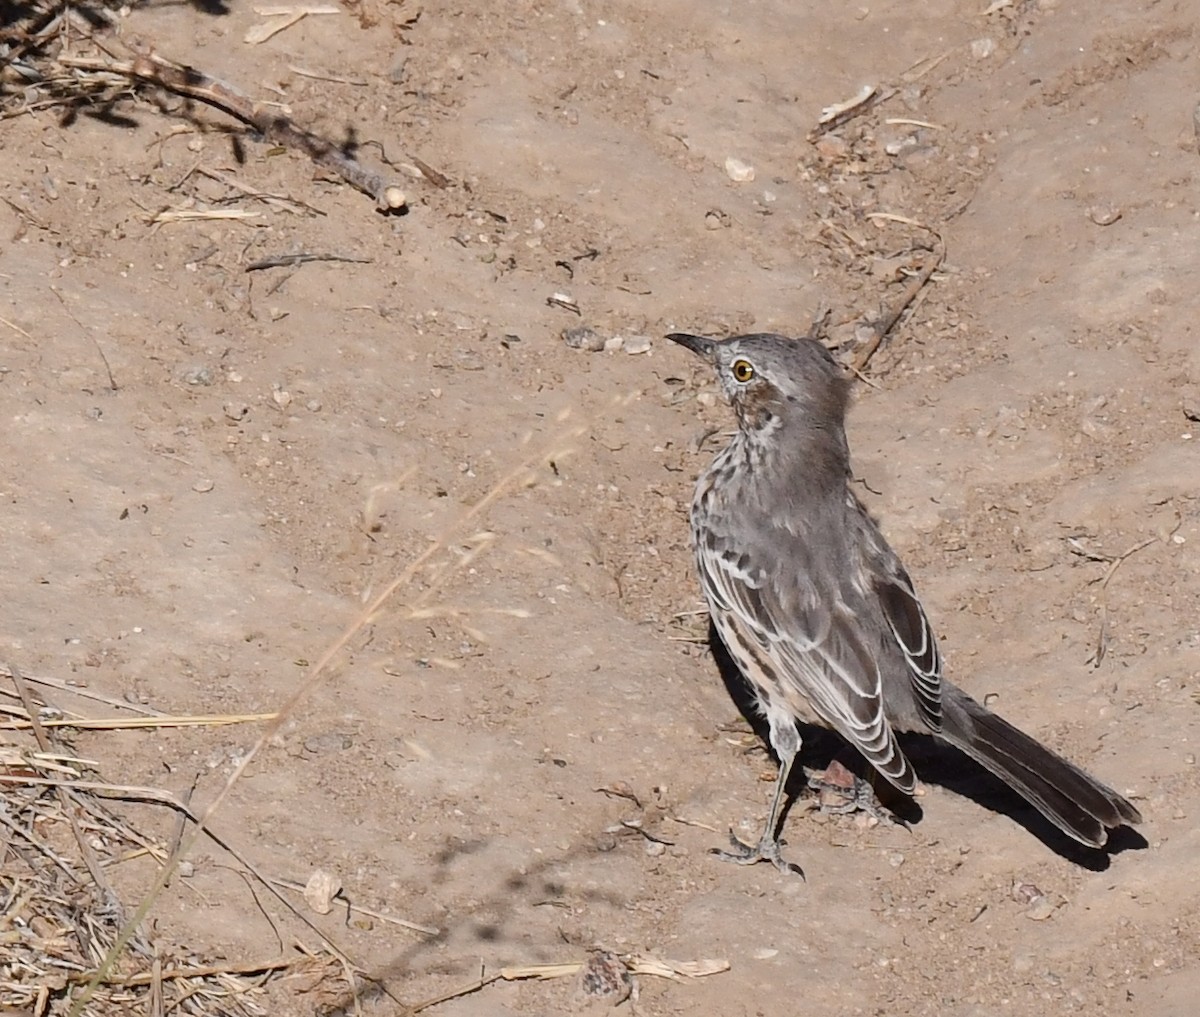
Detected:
[938,687,1141,848]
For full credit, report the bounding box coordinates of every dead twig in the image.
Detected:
[808,84,896,141]
[1072,516,1180,667]
[245,252,373,271]
[194,165,325,216]
[56,52,407,211]
[850,234,945,375]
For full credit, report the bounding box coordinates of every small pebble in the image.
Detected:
[1087,204,1122,226]
[577,951,632,1003]
[604,336,625,352]
[1026,896,1057,921]
[562,326,606,351]
[1011,881,1043,904]
[724,156,756,182]
[814,136,850,159]
[192,479,214,493]
[177,861,195,878]
[304,732,353,754]
[971,37,996,59]
[303,870,341,915]
[624,336,652,355]
[704,208,730,229]
[180,365,214,386]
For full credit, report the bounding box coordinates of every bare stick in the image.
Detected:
[58,52,407,211]
[808,85,896,141]
[851,242,945,375]
[246,252,373,271]
[1084,521,1176,667]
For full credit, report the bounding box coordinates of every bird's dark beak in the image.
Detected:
[666,333,717,361]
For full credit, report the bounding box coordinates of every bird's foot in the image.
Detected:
[711,831,804,877]
[804,761,902,827]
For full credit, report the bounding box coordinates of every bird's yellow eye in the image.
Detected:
[731,359,755,383]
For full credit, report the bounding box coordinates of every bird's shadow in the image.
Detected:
[706,620,1146,869]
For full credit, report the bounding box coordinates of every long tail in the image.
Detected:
[937,685,1141,847]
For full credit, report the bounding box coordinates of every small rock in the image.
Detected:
[1011,881,1043,904]
[388,52,409,84]
[1025,896,1057,921]
[644,840,666,857]
[724,156,756,182]
[704,208,730,230]
[223,402,249,422]
[603,336,625,352]
[305,399,322,413]
[576,950,632,1004]
[180,365,214,386]
[562,326,605,351]
[304,732,353,754]
[192,479,214,493]
[1087,204,1122,226]
[814,135,850,160]
[1180,385,1200,422]
[303,870,341,915]
[624,336,652,355]
[971,37,996,59]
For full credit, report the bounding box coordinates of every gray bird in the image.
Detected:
[668,331,1142,872]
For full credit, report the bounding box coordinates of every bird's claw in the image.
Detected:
[711,830,804,877]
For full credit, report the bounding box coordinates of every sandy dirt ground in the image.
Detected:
[3,0,1200,1014]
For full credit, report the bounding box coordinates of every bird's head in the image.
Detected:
[667,332,851,439]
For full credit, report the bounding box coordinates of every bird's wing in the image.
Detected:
[698,534,917,793]
[873,563,943,732]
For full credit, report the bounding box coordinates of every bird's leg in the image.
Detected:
[713,713,803,876]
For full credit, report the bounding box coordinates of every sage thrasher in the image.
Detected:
[668,331,1141,872]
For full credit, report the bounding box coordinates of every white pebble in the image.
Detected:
[724,156,756,182]
[971,37,996,59]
